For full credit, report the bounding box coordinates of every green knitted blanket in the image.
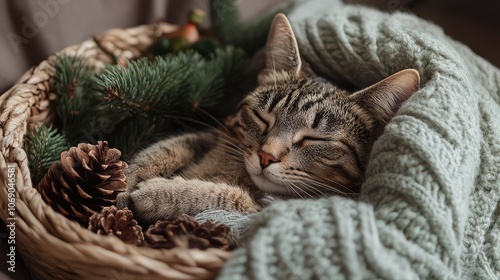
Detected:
[204,0,500,278]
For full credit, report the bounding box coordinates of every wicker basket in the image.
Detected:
[0,22,231,280]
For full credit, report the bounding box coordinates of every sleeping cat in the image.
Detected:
[117,13,420,223]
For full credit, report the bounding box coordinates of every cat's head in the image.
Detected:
[227,14,420,197]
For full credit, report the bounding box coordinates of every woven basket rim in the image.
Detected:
[0,22,231,280]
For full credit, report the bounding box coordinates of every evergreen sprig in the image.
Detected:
[52,55,101,145]
[95,54,192,115]
[25,125,68,185]
[95,46,251,117]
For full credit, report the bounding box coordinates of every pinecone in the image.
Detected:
[37,141,128,225]
[88,206,144,246]
[144,214,235,251]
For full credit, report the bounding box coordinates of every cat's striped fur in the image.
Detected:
[117,14,420,223]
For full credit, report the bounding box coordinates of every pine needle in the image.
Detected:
[52,54,102,145]
[95,53,193,115]
[95,46,251,116]
[25,125,68,185]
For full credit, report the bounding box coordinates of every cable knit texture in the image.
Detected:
[201,0,500,278]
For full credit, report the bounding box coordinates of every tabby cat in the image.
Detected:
[117,14,420,223]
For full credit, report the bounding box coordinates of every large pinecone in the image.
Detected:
[37,141,128,225]
[144,214,235,251]
[88,206,144,246]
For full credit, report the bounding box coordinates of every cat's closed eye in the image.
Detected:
[293,136,330,147]
[251,109,269,130]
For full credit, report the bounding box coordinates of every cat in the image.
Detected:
[116,13,420,224]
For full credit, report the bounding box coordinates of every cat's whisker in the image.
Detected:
[287,175,357,197]
[172,119,246,157]
[281,181,295,197]
[194,108,233,134]
[212,146,244,161]
[311,182,357,197]
[284,181,305,199]
[162,113,244,152]
[219,154,245,164]
[313,176,358,195]
[289,181,314,199]
[280,173,323,198]
[161,113,221,131]
[154,117,246,164]
[217,134,241,150]
[280,171,328,197]
[289,180,324,198]
[217,140,247,159]
[218,135,246,153]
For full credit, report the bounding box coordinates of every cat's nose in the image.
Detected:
[258,150,279,169]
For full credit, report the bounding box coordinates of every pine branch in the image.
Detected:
[188,55,225,111]
[95,48,252,117]
[52,55,101,145]
[95,54,194,115]
[25,125,68,185]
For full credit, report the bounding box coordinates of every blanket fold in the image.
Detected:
[215,0,500,278]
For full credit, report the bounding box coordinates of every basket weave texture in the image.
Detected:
[0,23,231,280]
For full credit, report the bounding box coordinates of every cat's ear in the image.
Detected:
[261,13,302,78]
[349,69,420,136]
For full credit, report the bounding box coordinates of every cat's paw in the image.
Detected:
[116,192,130,209]
[125,164,174,190]
[120,176,263,224]
[124,164,141,189]
[127,177,180,223]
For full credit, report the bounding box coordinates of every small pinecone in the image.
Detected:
[37,141,128,225]
[144,214,235,251]
[88,206,144,246]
